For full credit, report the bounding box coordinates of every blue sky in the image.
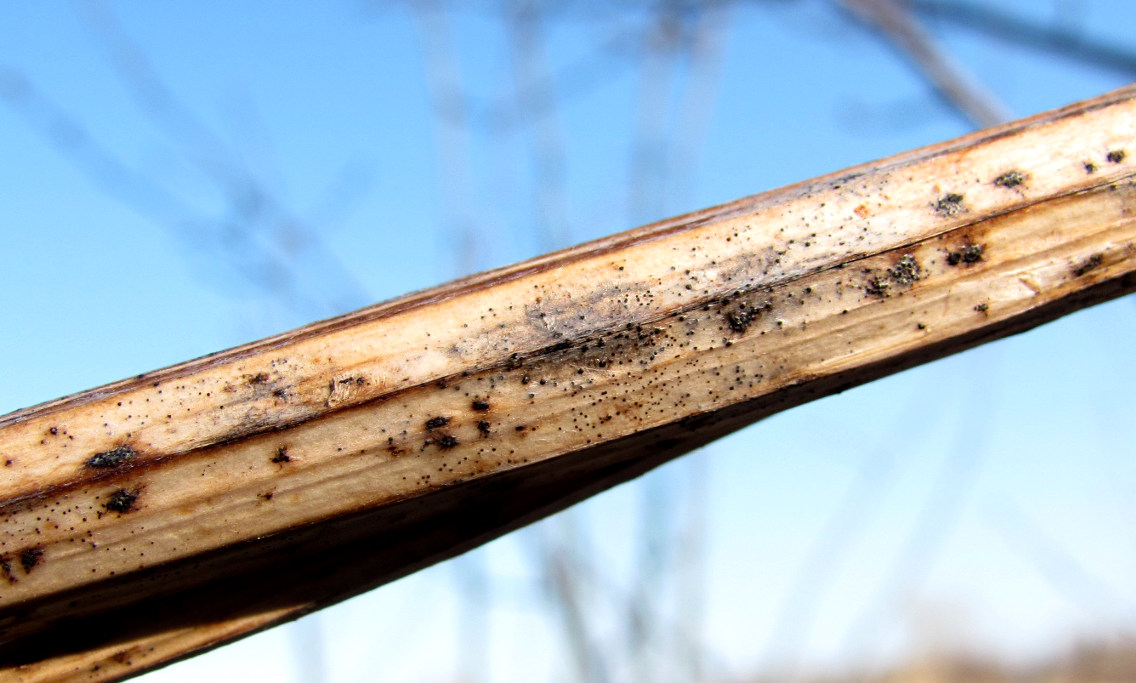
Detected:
[2,2,1136,681]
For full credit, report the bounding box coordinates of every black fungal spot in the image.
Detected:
[993,170,1027,189]
[272,447,291,463]
[724,300,772,334]
[85,445,136,469]
[865,276,889,298]
[946,243,984,266]
[472,399,490,412]
[437,435,460,449]
[933,193,966,216]
[477,420,491,436]
[1072,254,1103,277]
[862,256,924,296]
[104,489,139,514]
[887,254,922,286]
[425,416,450,430]
[49,427,58,436]
[1107,149,1127,163]
[0,557,13,584]
[19,547,43,574]
[1084,161,1097,174]
[974,303,989,313]
[248,373,270,385]
[726,311,750,334]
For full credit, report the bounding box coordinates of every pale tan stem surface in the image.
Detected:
[3,85,1136,681]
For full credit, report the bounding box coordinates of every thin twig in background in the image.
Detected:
[985,498,1132,623]
[413,0,483,276]
[626,5,691,678]
[76,0,373,318]
[836,0,1012,129]
[760,451,898,680]
[508,0,573,252]
[912,0,1136,77]
[506,4,608,678]
[836,374,995,676]
[665,9,730,679]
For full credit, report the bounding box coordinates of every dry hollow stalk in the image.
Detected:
[2,85,1136,681]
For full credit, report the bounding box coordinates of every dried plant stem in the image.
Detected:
[3,85,1136,681]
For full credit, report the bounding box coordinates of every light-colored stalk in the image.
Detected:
[3,85,1136,681]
